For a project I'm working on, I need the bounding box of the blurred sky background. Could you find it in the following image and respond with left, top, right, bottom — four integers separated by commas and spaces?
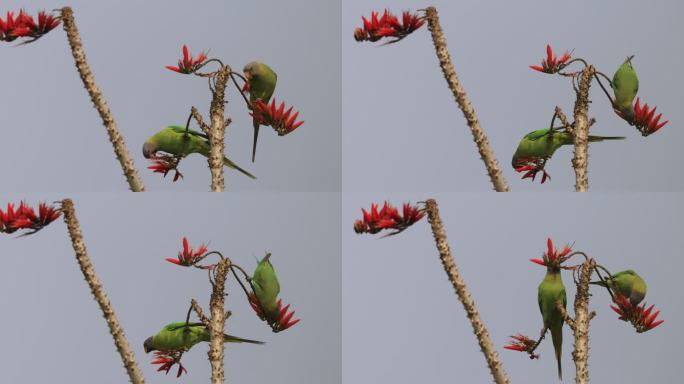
344, 193, 682, 383
0, 0, 340, 191
343, 0, 683, 191
0, 193, 340, 383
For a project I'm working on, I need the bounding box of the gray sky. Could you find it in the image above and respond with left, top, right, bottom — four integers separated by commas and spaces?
344, 193, 682, 383
0, 0, 340, 191
343, 0, 683, 191
0, 193, 340, 383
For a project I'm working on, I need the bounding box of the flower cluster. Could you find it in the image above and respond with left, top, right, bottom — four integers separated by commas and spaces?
530, 238, 574, 269
251, 98, 304, 136
0, 10, 60, 43
165, 45, 207, 74
615, 97, 668, 137
610, 294, 664, 333
166, 237, 209, 267
354, 201, 425, 236
514, 157, 551, 184
0, 202, 61, 235
530, 44, 572, 74
504, 334, 539, 359
151, 350, 187, 378
354, 9, 425, 44
248, 294, 300, 333
148, 154, 183, 182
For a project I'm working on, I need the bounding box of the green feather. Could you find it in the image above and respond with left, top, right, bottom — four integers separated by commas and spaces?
612, 56, 639, 118
252, 253, 281, 319
538, 270, 566, 380
244, 62, 277, 162
146, 322, 263, 353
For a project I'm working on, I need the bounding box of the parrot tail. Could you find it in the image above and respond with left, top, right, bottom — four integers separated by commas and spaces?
588, 135, 626, 142
551, 325, 563, 380
223, 334, 264, 345
223, 157, 257, 179
252, 120, 260, 163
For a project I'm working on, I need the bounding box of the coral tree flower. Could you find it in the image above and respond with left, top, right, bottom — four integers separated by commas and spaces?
0, 201, 61, 235
251, 98, 304, 135
165, 45, 207, 74
616, 97, 669, 137
148, 154, 183, 182
354, 9, 425, 44
248, 294, 301, 333
530, 44, 571, 74
354, 201, 425, 236
166, 237, 208, 267
529, 238, 573, 269
0, 10, 60, 43
504, 334, 539, 359
610, 293, 664, 333
151, 351, 187, 378
514, 161, 551, 184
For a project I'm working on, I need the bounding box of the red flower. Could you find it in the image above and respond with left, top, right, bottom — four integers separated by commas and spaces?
165, 45, 207, 74
251, 98, 304, 135
0, 201, 61, 235
530, 44, 571, 74
354, 201, 425, 236
616, 97, 669, 137
504, 334, 539, 359
0, 10, 60, 43
610, 293, 664, 333
514, 161, 551, 184
151, 351, 187, 378
166, 237, 209, 267
148, 154, 183, 182
354, 9, 425, 44
248, 293, 301, 333
530, 238, 573, 269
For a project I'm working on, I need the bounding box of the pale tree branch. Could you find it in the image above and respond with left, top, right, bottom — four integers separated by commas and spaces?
571, 258, 596, 384
60, 7, 145, 192
571, 67, 594, 192
61, 199, 145, 384
424, 199, 510, 384
425, 7, 509, 192
208, 259, 230, 383
207, 67, 231, 192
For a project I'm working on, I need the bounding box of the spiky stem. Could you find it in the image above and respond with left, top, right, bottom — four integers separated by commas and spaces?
424, 7, 509, 192
571, 67, 594, 192
208, 259, 230, 383
208, 67, 231, 192
60, 7, 145, 192
424, 199, 510, 384
61, 199, 145, 384
571, 258, 595, 384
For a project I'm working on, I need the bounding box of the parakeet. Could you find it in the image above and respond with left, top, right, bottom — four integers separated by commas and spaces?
512, 128, 625, 168
243, 62, 277, 162
538, 268, 567, 380
142, 125, 255, 179
143, 322, 263, 353
612, 56, 639, 120
252, 253, 281, 320
590, 269, 646, 307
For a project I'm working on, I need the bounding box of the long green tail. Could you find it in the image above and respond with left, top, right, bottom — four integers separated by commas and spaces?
223, 333, 264, 344
551, 325, 563, 380
588, 135, 626, 142
223, 157, 256, 179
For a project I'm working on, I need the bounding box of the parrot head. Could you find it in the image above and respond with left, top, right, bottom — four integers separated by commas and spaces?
143, 336, 155, 353
243, 61, 259, 83
142, 141, 157, 159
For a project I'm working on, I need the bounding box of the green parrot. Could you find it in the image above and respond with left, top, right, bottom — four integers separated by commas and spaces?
512, 128, 625, 168
243, 62, 277, 162
612, 56, 639, 120
252, 253, 281, 320
143, 322, 263, 353
538, 267, 567, 380
142, 125, 256, 179
590, 269, 646, 307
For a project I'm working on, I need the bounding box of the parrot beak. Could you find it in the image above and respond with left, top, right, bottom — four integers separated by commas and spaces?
143, 337, 154, 354
142, 142, 156, 159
